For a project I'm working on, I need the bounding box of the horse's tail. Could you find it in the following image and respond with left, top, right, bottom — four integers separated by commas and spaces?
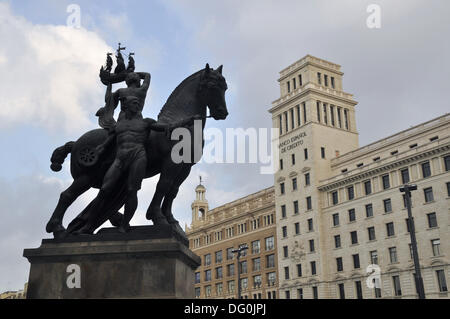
50, 141, 75, 172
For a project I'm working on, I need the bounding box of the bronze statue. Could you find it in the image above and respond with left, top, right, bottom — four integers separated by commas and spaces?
45, 46, 228, 238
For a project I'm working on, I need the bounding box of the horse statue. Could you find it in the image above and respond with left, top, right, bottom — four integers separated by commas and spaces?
46, 63, 228, 238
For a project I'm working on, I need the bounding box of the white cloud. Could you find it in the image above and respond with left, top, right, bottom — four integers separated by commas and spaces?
0, 3, 112, 134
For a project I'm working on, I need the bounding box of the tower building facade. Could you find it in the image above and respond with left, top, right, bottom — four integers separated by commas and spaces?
270, 55, 450, 299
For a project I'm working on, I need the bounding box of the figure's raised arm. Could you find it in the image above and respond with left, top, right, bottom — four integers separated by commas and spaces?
138, 72, 151, 92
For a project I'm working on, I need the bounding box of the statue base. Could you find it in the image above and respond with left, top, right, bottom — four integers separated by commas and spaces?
23, 224, 200, 299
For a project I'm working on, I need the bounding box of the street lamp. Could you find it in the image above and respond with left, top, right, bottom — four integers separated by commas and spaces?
232, 245, 248, 299
400, 184, 426, 299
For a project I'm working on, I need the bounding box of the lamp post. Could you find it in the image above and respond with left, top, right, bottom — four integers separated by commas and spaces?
232, 245, 248, 299
400, 184, 426, 299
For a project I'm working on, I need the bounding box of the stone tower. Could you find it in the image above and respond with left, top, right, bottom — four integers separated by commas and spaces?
191, 177, 209, 227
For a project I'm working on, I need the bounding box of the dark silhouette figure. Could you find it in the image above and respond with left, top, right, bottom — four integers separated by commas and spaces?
46, 64, 228, 238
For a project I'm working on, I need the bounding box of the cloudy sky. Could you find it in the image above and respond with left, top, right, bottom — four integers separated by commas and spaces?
0, 0, 449, 292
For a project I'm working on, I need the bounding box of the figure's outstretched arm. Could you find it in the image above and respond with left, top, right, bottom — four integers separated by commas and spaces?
144, 118, 168, 132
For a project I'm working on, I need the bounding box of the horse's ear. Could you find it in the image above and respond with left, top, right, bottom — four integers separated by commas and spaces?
217, 65, 223, 74
205, 63, 211, 75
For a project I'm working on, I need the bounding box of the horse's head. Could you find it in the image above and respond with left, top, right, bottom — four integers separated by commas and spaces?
199, 63, 229, 120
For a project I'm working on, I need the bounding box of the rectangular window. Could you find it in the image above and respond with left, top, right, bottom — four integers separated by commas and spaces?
323, 104, 328, 124
292, 178, 297, 191
347, 186, 354, 200
445, 155, 450, 171
309, 239, 315, 252
350, 231, 358, 244
365, 204, 373, 217
368, 227, 376, 241
353, 254, 360, 269
299, 74, 303, 86
334, 235, 341, 248
393, 276, 402, 296
293, 200, 299, 214
296, 104, 301, 127
205, 269, 211, 281
279, 159, 283, 171
306, 197, 313, 211
447, 182, 450, 197
283, 246, 288, 258
338, 283, 345, 299
297, 264, 302, 277
332, 191, 338, 205
291, 153, 296, 165
205, 254, 211, 266
427, 212, 437, 228
337, 107, 342, 128
422, 161, 431, 178
265, 236, 274, 251
321, 147, 325, 159
437, 270, 448, 292
253, 258, 261, 271
282, 226, 287, 238
401, 168, 410, 184
344, 109, 349, 130
215, 251, 222, 263
295, 222, 300, 235
251, 240, 260, 254
370, 250, 378, 265
424, 187, 434, 202
386, 222, 395, 237
317, 72, 321, 84
355, 281, 363, 299
284, 111, 288, 132
308, 218, 313, 231
227, 248, 233, 260
330, 105, 335, 126
332, 213, 340, 226
195, 272, 201, 284
382, 174, 390, 189
389, 247, 398, 263
331, 77, 335, 88
216, 266, 223, 279
324, 74, 328, 87
266, 254, 275, 268
312, 286, 318, 299
292, 77, 296, 90
383, 199, 392, 213
287, 81, 291, 93
284, 266, 290, 280
336, 257, 343, 272
304, 148, 308, 160
364, 180, 372, 195
432, 239, 441, 256
281, 205, 286, 218
311, 261, 317, 275
305, 173, 310, 186
290, 108, 294, 131
280, 182, 285, 195
316, 101, 321, 123
303, 102, 307, 123
348, 209, 356, 222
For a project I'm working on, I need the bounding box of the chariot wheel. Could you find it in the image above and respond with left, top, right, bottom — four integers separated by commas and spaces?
77, 146, 99, 167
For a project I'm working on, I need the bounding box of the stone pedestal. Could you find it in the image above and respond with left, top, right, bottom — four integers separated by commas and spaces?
23, 225, 200, 299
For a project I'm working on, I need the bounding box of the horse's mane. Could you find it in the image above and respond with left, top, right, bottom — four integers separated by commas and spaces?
158, 69, 204, 122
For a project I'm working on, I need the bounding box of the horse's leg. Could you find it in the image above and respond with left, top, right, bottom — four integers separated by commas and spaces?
46, 174, 92, 234
146, 163, 182, 225
161, 165, 192, 224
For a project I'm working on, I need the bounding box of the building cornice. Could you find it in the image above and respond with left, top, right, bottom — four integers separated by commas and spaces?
318, 143, 450, 191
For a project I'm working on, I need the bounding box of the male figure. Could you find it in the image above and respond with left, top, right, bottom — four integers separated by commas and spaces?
79, 95, 196, 233
96, 72, 151, 128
